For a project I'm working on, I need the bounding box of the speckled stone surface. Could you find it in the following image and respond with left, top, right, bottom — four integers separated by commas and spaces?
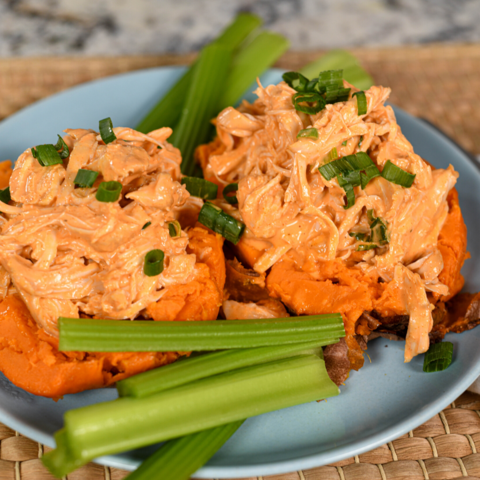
1, 0, 480, 56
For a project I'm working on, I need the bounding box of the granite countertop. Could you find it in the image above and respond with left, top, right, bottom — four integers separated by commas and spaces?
1, 0, 479, 57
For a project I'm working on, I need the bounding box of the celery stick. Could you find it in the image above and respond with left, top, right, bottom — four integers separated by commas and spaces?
218, 31, 290, 110
117, 338, 337, 398
125, 421, 244, 480
42, 429, 85, 479
169, 44, 231, 176
58, 315, 344, 352
135, 13, 262, 133
299, 49, 374, 90
60, 355, 338, 465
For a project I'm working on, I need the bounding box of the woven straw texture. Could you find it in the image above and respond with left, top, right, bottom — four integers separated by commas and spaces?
0, 44, 479, 479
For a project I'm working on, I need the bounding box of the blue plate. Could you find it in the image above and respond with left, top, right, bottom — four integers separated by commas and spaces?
0, 67, 479, 479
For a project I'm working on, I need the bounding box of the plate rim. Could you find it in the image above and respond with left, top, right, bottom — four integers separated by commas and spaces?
0, 65, 479, 478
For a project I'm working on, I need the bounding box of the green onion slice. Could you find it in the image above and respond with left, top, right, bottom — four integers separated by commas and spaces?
181, 177, 218, 200
144, 249, 165, 277
349, 231, 367, 241
74, 169, 99, 188
54, 135, 70, 159
223, 183, 239, 204
353, 91, 367, 115
356, 243, 378, 251
198, 202, 245, 244
324, 86, 351, 104
142, 222, 152, 230
360, 164, 381, 189
336, 177, 356, 209
95, 181, 122, 203
381, 160, 416, 188
31, 144, 63, 167
326, 147, 338, 162
168, 220, 181, 237
282, 71, 310, 92
342, 140, 348, 146
99, 117, 117, 144
0, 187, 11, 205
292, 92, 326, 115
423, 342, 453, 372
358, 136, 363, 147
316, 70, 344, 91
297, 128, 319, 140
338, 170, 361, 188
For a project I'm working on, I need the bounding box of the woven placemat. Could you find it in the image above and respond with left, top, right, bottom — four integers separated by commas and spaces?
1, 44, 480, 479
2, 392, 480, 480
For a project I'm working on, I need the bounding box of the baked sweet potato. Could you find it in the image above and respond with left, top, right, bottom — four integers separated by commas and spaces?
0, 225, 225, 398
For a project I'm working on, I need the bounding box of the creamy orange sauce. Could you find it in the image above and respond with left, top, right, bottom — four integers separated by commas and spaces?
205, 79, 459, 361
0, 127, 199, 337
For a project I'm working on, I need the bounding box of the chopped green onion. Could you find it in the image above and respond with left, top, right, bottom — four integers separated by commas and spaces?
198, 202, 245, 244
423, 342, 453, 372
319, 157, 355, 180
168, 220, 181, 237
338, 170, 361, 188
142, 221, 151, 230
338, 178, 355, 209
324, 86, 351, 104
135, 14, 262, 134
223, 183, 239, 204
292, 92, 326, 115
371, 222, 388, 246
353, 91, 367, 115
299, 50, 374, 91
219, 31, 289, 109
367, 209, 376, 224
170, 45, 231, 176
297, 128, 319, 140
46, 355, 338, 471
326, 147, 338, 162
381, 160, 416, 188
73, 169, 98, 188
316, 70, 344, 91
123, 421, 245, 480
144, 249, 165, 277
181, 177, 218, 200
356, 243, 377, 251
358, 136, 363, 147
347, 152, 374, 170
54, 135, 70, 159
95, 181, 122, 203
31, 144, 63, 167
58, 315, 345, 352
342, 140, 347, 146
282, 71, 311, 92
360, 164, 381, 189
0, 187, 10, 204
349, 231, 367, 241
99, 117, 117, 144
117, 339, 339, 398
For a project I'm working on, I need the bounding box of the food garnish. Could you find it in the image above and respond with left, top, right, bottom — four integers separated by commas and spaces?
381, 159, 416, 187
181, 176, 218, 199
95, 180, 122, 202
31, 143, 64, 166
222, 182, 239, 204
98, 117, 117, 144
143, 249, 165, 277
73, 168, 98, 188
198, 202, 245, 244
423, 342, 454, 372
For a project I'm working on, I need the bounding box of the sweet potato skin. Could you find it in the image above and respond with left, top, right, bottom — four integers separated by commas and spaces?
0, 226, 225, 398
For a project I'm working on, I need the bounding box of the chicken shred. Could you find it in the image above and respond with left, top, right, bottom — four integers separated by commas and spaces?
0, 127, 201, 337
202, 79, 460, 362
